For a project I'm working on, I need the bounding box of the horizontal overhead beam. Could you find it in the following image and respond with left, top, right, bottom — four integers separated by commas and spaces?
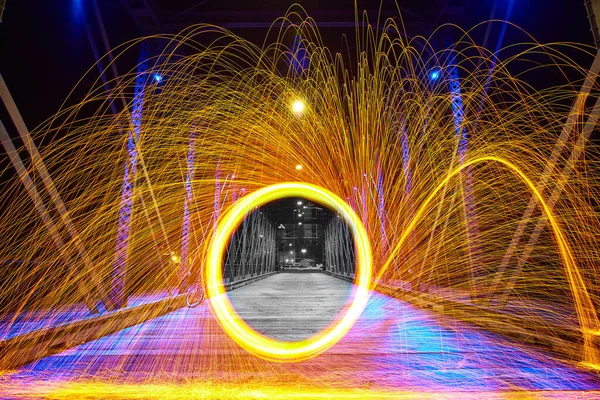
119, 0, 159, 27
140, 9, 447, 32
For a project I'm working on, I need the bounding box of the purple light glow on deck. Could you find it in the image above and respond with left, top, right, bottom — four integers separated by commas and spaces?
2, 275, 599, 397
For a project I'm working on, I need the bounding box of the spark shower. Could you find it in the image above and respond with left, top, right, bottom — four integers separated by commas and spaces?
1, 4, 600, 397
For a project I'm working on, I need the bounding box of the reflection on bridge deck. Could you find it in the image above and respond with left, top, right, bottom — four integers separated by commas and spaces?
1, 273, 599, 399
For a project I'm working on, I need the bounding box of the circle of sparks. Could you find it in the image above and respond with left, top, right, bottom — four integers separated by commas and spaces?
204, 182, 373, 362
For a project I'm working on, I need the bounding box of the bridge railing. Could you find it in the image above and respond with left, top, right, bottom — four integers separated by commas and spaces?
319, 264, 598, 368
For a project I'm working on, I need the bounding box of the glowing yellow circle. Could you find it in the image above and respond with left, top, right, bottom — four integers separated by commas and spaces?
205, 182, 372, 362
291, 99, 305, 114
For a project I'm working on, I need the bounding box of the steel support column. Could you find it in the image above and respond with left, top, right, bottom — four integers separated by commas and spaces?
448, 62, 481, 299
110, 39, 150, 309
178, 129, 197, 293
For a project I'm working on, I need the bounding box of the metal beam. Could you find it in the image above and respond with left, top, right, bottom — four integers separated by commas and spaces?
0, 75, 104, 313
0, 0, 6, 24
488, 50, 600, 303
0, 120, 99, 313
140, 10, 439, 33
119, 0, 158, 27
585, 0, 600, 48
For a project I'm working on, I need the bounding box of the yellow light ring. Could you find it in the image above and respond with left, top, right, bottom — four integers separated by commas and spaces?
204, 182, 372, 362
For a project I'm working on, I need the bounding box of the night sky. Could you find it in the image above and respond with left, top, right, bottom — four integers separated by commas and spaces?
0, 0, 595, 131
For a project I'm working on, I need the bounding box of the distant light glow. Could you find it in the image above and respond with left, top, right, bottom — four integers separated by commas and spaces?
295, 164, 303, 170
154, 74, 163, 82
71, 0, 84, 20
430, 70, 440, 80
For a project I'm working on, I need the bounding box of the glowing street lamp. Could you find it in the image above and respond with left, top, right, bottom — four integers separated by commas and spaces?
291, 99, 305, 115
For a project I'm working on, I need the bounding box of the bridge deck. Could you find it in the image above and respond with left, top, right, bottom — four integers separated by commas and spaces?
1, 272, 599, 399
0, 291, 173, 340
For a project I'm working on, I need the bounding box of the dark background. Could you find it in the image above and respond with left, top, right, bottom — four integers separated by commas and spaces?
0, 0, 595, 130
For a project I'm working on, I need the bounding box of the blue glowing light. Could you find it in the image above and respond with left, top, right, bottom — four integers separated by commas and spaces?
430, 70, 440, 80
289, 35, 309, 75
72, 0, 83, 14
154, 74, 163, 82
70, 0, 85, 24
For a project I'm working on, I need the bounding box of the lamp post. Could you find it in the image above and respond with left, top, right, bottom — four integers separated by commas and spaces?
301, 248, 307, 267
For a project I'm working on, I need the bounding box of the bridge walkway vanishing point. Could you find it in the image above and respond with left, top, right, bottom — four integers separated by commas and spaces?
1, 272, 600, 399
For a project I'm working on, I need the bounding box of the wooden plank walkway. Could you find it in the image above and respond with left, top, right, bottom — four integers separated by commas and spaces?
1, 272, 600, 399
